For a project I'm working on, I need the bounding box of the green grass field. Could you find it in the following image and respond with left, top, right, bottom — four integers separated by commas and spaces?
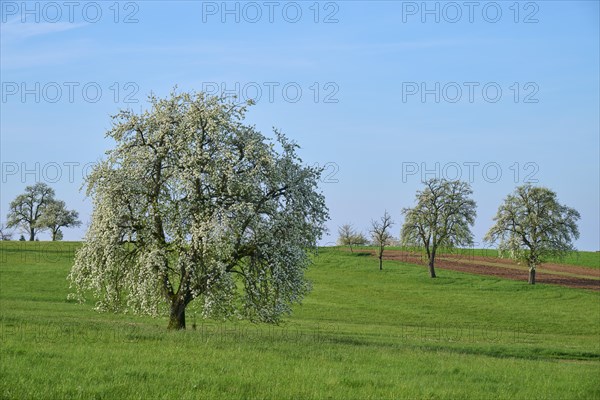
1, 242, 599, 399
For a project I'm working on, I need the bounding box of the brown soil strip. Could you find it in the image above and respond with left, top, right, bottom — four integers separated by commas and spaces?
359, 250, 600, 291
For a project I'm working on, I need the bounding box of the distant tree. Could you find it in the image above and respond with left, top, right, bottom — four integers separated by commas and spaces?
68, 91, 328, 330
387, 236, 401, 247
0, 223, 13, 241
370, 211, 394, 270
352, 232, 369, 247
337, 224, 369, 252
484, 185, 580, 284
338, 224, 356, 252
7, 183, 55, 241
37, 200, 81, 241
18, 235, 25, 241
401, 179, 477, 278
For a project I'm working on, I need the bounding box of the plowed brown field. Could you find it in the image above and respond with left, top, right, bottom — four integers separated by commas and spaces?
362, 249, 600, 290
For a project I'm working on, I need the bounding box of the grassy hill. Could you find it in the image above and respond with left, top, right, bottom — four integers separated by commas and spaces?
1, 242, 598, 399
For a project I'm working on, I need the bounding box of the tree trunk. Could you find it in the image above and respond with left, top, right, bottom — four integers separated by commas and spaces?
428, 248, 437, 278
379, 256, 383, 271
29, 228, 35, 241
528, 267, 536, 285
428, 259, 437, 278
51, 230, 57, 241
167, 300, 186, 330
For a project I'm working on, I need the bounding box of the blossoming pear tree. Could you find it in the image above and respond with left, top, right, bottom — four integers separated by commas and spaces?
69, 91, 328, 329
484, 185, 580, 284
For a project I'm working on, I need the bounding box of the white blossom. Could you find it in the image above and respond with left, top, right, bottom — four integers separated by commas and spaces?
68, 90, 328, 329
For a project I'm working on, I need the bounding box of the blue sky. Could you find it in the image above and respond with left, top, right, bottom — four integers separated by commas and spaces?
1, 1, 599, 250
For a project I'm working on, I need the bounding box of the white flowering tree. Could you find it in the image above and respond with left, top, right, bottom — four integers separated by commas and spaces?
484, 185, 580, 284
69, 91, 328, 329
37, 200, 81, 241
401, 179, 477, 278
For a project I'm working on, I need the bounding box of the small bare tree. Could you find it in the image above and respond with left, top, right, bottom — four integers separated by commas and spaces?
370, 211, 394, 270
0, 223, 13, 241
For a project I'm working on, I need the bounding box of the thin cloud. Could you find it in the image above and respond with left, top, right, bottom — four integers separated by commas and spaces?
0, 19, 89, 69
0, 18, 86, 41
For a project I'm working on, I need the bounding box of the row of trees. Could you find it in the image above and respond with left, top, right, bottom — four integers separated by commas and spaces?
338, 179, 580, 285
4, 183, 81, 241
60, 91, 582, 330
338, 213, 397, 271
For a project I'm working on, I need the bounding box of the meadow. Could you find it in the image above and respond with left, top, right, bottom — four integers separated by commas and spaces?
0, 242, 598, 399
